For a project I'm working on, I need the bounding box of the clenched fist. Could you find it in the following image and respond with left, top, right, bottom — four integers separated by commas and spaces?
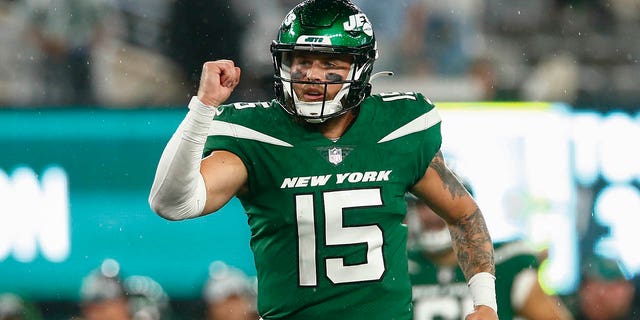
197, 60, 241, 107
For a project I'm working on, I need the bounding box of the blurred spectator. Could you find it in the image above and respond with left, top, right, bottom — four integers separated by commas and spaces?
466, 56, 498, 100
351, 0, 413, 73
520, 52, 580, 103
79, 259, 130, 320
167, 0, 246, 97
0, 0, 39, 106
23, 0, 110, 106
233, 0, 297, 101
124, 276, 172, 320
609, 0, 640, 22
552, 0, 615, 31
0, 293, 41, 320
203, 261, 258, 320
572, 255, 637, 320
398, 0, 485, 77
87, 0, 187, 107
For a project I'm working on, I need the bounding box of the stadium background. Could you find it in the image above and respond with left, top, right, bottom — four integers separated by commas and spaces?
0, 0, 638, 318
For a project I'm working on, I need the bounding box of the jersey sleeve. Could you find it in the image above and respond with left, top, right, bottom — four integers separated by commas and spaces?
202, 103, 252, 170
415, 93, 442, 182
494, 241, 541, 313
367, 91, 443, 187
495, 241, 540, 271
379, 92, 441, 186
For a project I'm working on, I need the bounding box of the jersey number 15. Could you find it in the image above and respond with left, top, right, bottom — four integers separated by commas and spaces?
295, 188, 386, 286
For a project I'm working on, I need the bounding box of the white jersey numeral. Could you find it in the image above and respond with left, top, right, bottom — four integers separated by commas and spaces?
295, 189, 385, 286
380, 92, 417, 102
413, 295, 473, 320
232, 102, 270, 109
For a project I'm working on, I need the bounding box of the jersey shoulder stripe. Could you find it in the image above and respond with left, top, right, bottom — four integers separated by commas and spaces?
364, 92, 440, 142
377, 108, 441, 143
208, 120, 293, 147
207, 100, 294, 147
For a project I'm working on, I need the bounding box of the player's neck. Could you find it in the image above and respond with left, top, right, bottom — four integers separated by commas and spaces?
318, 110, 357, 140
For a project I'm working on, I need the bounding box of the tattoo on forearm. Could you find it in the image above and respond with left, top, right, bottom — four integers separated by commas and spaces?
449, 207, 495, 279
429, 151, 468, 200
428, 151, 494, 277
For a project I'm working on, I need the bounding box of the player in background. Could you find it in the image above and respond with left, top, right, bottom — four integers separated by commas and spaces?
124, 275, 173, 320
78, 268, 130, 320
563, 254, 637, 320
149, 0, 497, 319
203, 261, 259, 320
407, 176, 573, 320
0, 293, 42, 320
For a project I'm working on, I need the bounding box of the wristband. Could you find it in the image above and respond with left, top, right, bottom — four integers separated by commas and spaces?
468, 272, 498, 313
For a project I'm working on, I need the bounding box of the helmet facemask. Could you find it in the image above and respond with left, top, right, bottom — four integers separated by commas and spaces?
273, 47, 373, 123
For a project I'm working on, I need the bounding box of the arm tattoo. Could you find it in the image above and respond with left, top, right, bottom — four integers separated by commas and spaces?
429, 150, 495, 278
429, 151, 468, 200
449, 207, 496, 279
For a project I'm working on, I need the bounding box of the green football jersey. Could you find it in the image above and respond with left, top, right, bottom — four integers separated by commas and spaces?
203, 92, 442, 320
408, 240, 540, 320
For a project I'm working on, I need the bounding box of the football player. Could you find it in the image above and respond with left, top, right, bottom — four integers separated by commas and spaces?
203, 261, 258, 320
124, 275, 172, 320
407, 178, 573, 319
0, 293, 41, 320
79, 269, 130, 320
149, 0, 497, 319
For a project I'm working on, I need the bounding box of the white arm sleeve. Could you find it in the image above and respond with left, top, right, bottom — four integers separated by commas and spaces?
148, 96, 215, 220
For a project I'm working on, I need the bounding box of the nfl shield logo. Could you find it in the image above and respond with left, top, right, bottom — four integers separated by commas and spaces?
328, 147, 343, 165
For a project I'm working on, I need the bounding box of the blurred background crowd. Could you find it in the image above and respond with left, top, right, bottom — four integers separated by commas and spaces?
0, 259, 259, 320
1, 0, 639, 319
0, 0, 638, 110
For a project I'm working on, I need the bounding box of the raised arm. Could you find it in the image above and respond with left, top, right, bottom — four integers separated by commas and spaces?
411, 150, 497, 319
148, 60, 247, 220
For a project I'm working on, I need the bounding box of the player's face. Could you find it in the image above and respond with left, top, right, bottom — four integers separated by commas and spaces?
207, 295, 257, 320
290, 52, 353, 102
579, 279, 634, 319
82, 298, 131, 320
